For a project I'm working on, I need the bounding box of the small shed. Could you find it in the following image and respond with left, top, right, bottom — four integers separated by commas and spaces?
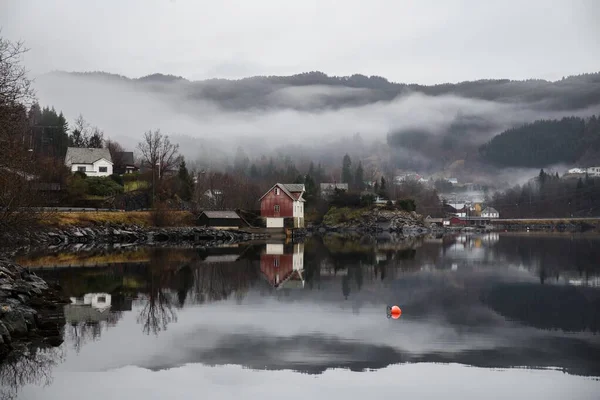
198, 211, 243, 229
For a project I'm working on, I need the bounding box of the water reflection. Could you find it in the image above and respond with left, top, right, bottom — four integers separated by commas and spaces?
5, 233, 600, 397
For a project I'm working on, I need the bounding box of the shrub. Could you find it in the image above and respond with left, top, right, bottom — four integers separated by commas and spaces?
397, 198, 417, 212
122, 172, 141, 183
86, 177, 124, 197
74, 171, 87, 179
360, 194, 376, 207
109, 174, 124, 186
67, 175, 88, 200
330, 191, 362, 208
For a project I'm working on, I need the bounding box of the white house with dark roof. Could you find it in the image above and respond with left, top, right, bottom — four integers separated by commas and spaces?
65, 147, 113, 177
481, 207, 500, 219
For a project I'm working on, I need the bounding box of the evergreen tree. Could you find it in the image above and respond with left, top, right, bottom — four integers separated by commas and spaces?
304, 174, 317, 204
354, 161, 364, 191
342, 154, 353, 184
315, 163, 326, 184
378, 176, 387, 197
308, 162, 315, 178
249, 164, 260, 180
233, 146, 250, 175
88, 128, 104, 148
285, 163, 299, 182
538, 169, 547, 186
177, 159, 194, 201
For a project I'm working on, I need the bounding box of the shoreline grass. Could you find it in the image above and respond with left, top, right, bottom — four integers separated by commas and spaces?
42, 210, 196, 228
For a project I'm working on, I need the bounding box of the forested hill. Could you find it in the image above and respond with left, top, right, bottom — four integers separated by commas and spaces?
479, 116, 600, 168
41, 70, 600, 112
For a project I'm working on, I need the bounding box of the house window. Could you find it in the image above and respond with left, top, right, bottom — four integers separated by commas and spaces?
275, 188, 280, 195
274, 205, 280, 213
77, 166, 86, 172
97, 296, 106, 303
99, 167, 108, 173
274, 258, 279, 267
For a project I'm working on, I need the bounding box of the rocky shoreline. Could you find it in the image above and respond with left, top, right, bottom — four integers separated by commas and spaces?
312, 208, 432, 235
0, 258, 70, 360
5, 225, 270, 248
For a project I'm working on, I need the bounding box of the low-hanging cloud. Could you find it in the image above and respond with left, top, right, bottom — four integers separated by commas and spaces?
33, 72, 600, 173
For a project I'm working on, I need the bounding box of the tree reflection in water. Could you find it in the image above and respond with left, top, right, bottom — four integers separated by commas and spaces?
66, 311, 123, 353
137, 250, 181, 335
0, 344, 64, 400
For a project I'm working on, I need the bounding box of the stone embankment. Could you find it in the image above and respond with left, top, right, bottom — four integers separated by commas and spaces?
312, 208, 430, 235
7, 225, 270, 247
0, 258, 69, 358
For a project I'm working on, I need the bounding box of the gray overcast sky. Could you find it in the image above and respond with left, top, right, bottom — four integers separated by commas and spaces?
1, 0, 599, 84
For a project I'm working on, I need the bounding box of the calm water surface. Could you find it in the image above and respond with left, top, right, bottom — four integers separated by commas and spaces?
3, 233, 600, 400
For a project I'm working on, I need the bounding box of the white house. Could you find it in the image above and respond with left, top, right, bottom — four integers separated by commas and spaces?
587, 166, 600, 177
481, 207, 500, 219
320, 182, 348, 198
65, 147, 113, 177
69, 293, 112, 312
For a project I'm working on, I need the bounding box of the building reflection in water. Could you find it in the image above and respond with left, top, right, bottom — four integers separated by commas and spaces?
260, 243, 305, 289
65, 292, 129, 352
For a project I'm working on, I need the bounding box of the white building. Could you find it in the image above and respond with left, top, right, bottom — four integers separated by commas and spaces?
65, 147, 113, 177
587, 166, 600, 177
481, 207, 500, 218
70, 293, 112, 312
320, 182, 349, 198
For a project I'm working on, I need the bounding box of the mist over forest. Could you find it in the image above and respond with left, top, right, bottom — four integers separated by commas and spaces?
33, 70, 600, 185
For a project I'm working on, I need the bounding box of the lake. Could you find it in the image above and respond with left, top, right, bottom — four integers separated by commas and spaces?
3, 233, 600, 400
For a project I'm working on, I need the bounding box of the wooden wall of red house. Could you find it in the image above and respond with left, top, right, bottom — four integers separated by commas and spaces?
260, 188, 294, 217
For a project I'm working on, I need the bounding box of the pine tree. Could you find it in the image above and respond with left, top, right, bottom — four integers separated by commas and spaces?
354, 161, 364, 191
177, 159, 194, 201
342, 154, 353, 184
378, 176, 387, 197
249, 164, 260, 180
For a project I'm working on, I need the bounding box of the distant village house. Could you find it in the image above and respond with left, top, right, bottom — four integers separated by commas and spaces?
481, 207, 500, 219
320, 182, 349, 199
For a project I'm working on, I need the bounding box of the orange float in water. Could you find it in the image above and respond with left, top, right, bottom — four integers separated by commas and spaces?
390, 305, 402, 319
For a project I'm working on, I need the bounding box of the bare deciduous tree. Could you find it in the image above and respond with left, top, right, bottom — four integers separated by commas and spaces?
137, 129, 181, 180
0, 34, 54, 235
0, 33, 33, 108
68, 114, 104, 148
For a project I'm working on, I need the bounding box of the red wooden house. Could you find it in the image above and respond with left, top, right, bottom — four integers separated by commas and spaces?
260, 243, 305, 289
259, 183, 306, 228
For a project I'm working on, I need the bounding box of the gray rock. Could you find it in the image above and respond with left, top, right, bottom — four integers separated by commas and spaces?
0, 320, 10, 343
2, 308, 28, 337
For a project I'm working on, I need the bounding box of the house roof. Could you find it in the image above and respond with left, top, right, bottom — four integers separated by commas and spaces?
282, 183, 305, 193
320, 183, 349, 190
65, 147, 113, 165
203, 254, 240, 263
259, 183, 306, 202
200, 211, 241, 219
482, 207, 499, 214
117, 151, 135, 165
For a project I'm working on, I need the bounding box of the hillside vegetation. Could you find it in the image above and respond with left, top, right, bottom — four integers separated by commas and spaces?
479, 116, 600, 167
